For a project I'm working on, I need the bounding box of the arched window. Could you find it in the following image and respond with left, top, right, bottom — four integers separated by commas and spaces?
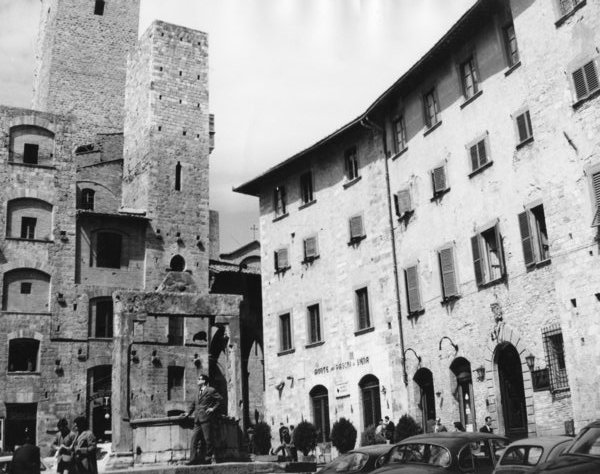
8, 338, 40, 372
9, 125, 55, 166
80, 189, 95, 211
2, 268, 50, 312
310, 385, 330, 443
414, 368, 436, 433
6, 198, 53, 241
450, 358, 475, 431
89, 297, 113, 338
359, 374, 381, 430
92, 231, 122, 268
170, 254, 185, 271
175, 162, 182, 191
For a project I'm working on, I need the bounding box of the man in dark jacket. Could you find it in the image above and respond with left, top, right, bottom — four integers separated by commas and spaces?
479, 416, 494, 433
185, 374, 223, 465
9, 432, 40, 474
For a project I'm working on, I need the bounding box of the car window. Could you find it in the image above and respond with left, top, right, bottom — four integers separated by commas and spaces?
327, 452, 368, 472
500, 446, 544, 466
489, 438, 510, 462
568, 427, 600, 456
547, 441, 570, 460
391, 443, 451, 467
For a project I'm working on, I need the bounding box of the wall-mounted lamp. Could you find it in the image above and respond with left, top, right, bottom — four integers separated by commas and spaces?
381, 385, 387, 397
474, 365, 486, 382
59, 230, 68, 242
525, 353, 535, 372
438, 336, 459, 354
403, 347, 422, 364
56, 293, 66, 305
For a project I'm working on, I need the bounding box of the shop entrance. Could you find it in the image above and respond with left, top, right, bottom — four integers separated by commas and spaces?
496, 343, 527, 439
414, 368, 436, 433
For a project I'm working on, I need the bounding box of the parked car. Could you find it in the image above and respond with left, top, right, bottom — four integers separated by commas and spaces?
317, 444, 395, 474
0, 454, 51, 473
371, 432, 509, 474
492, 436, 572, 473
532, 420, 600, 473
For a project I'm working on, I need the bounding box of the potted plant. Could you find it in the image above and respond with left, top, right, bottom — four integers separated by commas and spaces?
360, 423, 386, 446
292, 421, 317, 461
330, 417, 357, 454
394, 414, 422, 442
252, 421, 272, 456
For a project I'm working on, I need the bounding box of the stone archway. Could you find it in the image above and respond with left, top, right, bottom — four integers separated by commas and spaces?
413, 368, 436, 433
495, 342, 527, 440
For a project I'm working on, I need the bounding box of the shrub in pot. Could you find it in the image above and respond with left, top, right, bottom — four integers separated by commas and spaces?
330, 417, 357, 454
252, 421, 272, 455
361, 423, 386, 446
292, 421, 318, 457
394, 414, 422, 442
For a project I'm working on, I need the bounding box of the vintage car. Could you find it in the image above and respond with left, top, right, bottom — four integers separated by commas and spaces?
317, 444, 395, 474
532, 420, 600, 473
492, 436, 572, 473
371, 432, 509, 473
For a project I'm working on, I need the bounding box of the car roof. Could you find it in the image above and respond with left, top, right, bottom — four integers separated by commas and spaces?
350, 444, 393, 455
398, 432, 508, 448
504, 436, 573, 449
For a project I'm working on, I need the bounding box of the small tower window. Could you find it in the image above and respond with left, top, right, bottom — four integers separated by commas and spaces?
80, 189, 95, 211
175, 162, 182, 191
170, 255, 185, 271
23, 144, 39, 164
94, 0, 105, 15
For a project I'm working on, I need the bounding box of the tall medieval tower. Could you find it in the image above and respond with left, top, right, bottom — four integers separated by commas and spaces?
123, 21, 211, 292
32, 0, 140, 134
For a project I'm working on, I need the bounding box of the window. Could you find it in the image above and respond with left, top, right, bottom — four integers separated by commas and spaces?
519, 204, 550, 266
168, 366, 185, 401
542, 325, 569, 392
274, 185, 287, 217
393, 115, 407, 153
303, 236, 318, 262
471, 223, 506, 286
572, 60, 599, 102
8, 338, 39, 372
591, 171, 600, 226
468, 137, 489, 173
359, 375, 381, 429
20, 217, 37, 240
274, 248, 289, 273
307, 304, 322, 344
438, 247, 459, 301
431, 164, 449, 197
23, 144, 39, 164
404, 265, 423, 315
558, 0, 584, 17
514, 110, 533, 146
503, 23, 520, 67
9, 125, 55, 166
168, 316, 184, 345
460, 57, 480, 99
20, 282, 32, 294
2, 269, 50, 312
349, 215, 365, 243
94, 0, 105, 15
355, 287, 371, 330
89, 365, 111, 393
394, 189, 413, 218
90, 298, 113, 338
80, 189, 95, 211
95, 232, 122, 268
310, 385, 330, 442
279, 313, 293, 352
300, 171, 314, 204
345, 146, 359, 181
423, 88, 440, 128
175, 162, 182, 191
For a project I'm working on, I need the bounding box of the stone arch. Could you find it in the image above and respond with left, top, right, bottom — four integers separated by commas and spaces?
9, 124, 55, 165
413, 367, 436, 432
358, 374, 381, 430
8, 115, 58, 133
5, 188, 55, 205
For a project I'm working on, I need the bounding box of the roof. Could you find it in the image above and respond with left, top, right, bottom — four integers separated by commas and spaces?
234, 0, 489, 197
219, 240, 260, 260
505, 436, 573, 448
399, 432, 508, 449
350, 444, 394, 455
76, 210, 150, 221
209, 260, 260, 275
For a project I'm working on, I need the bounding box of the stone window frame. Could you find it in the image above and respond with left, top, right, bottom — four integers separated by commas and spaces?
501, 22, 520, 70
7, 336, 41, 374
354, 285, 373, 334
1, 268, 52, 313
5, 197, 54, 242
512, 106, 534, 149
278, 310, 294, 355
554, 0, 586, 27
569, 55, 600, 108
518, 200, 551, 269
471, 219, 507, 288
466, 131, 493, 177
8, 124, 56, 168
437, 243, 460, 303
299, 170, 315, 206
88, 297, 114, 339
302, 234, 319, 263
90, 228, 127, 270
167, 365, 185, 401
404, 261, 424, 317
348, 213, 366, 245
305, 300, 324, 347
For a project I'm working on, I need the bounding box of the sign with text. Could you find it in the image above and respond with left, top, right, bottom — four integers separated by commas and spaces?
314, 356, 370, 376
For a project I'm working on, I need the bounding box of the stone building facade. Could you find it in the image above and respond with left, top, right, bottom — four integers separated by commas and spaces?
0, 0, 262, 460
236, 0, 600, 445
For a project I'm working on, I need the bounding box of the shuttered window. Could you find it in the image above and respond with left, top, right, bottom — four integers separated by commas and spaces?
438, 247, 459, 301
279, 313, 293, 352
404, 265, 423, 315
355, 287, 371, 330
345, 147, 359, 180
307, 304, 322, 344
274, 185, 287, 216
394, 189, 413, 218
274, 248, 289, 272
515, 110, 533, 144
591, 171, 600, 226
503, 23, 519, 67
393, 115, 407, 153
303, 236, 318, 261
349, 215, 365, 242
423, 89, 440, 128
471, 224, 506, 286
461, 57, 479, 99
469, 139, 488, 172
518, 204, 550, 266
542, 325, 569, 392
431, 165, 448, 197
572, 60, 599, 101
300, 171, 314, 204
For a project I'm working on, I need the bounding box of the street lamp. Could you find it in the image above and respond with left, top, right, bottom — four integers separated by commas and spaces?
525, 353, 535, 372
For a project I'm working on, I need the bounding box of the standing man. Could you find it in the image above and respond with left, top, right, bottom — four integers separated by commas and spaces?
52, 418, 76, 474
186, 374, 223, 465
384, 416, 395, 443
8, 430, 40, 474
479, 416, 494, 433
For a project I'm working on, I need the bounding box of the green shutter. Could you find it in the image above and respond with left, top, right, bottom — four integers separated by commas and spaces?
439, 247, 458, 298
518, 211, 536, 266
405, 265, 422, 313
471, 236, 485, 286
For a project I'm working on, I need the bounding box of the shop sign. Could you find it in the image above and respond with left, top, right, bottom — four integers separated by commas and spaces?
314, 356, 370, 376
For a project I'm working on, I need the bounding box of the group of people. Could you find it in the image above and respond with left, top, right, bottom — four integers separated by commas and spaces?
432, 415, 494, 434
9, 416, 97, 474
375, 416, 396, 442
270, 424, 298, 461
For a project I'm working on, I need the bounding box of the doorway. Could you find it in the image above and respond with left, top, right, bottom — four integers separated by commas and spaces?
5, 403, 37, 451
414, 368, 436, 433
496, 343, 527, 439
450, 357, 475, 432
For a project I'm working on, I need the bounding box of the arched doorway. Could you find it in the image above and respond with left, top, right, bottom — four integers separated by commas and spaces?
496, 343, 527, 439
310, 385, 330, 442
359, 374, 381, 429
450, 358, 475, 431
414, 368, 436, 433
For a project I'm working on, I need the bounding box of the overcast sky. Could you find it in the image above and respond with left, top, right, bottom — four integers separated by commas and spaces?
0, 0, 475, 252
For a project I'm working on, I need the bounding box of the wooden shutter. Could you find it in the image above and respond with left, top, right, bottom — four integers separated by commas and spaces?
584, 61, 599, 93
393, 194, 400, 217
432, 166, 447, 194
477, 140, 487, 165
471, 236, 485, 286
573, 67, 588, 99
304, 237, 317, 259
405, 265, 422, 313
470, 144, 479, 171
518, 211, 536, 266
516, 113, 528, 142
275, 248, 288, 270
396, 189, 412, 216
494, 224, 506, 276
439, 247, 458, 298
350, 215, 364, 239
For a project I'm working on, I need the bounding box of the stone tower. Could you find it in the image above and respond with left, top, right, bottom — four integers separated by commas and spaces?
32, 0, 140, 135
123, 21, 211, 292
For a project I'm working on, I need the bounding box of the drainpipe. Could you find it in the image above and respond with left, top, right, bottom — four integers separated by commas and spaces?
360, 116, 408, 386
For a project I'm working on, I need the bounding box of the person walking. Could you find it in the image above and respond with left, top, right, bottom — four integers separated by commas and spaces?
52, 418, 76, 474
479, 416, 494, 434
72, 416, 97, 474
434, 418, 448, 433
185, 373, 223, 465
384, 416, 395, 443
8, 430, 40, 474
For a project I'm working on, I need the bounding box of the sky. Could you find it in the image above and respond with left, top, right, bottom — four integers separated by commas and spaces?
0, 0, 475, 252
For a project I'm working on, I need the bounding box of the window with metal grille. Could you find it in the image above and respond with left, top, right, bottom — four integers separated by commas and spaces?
168, 366, 184, 401
303, 236, 318, 262
404, 265, 423, 315
469, 139, 488, 172
394, 189, 413, 218
273, 185, 287, 217
345, 146, 359, 181
514, 110, 533, 146
80, 189, 95, 210
300, 171, 314, 204
572, 60, 599, 102
348, 215, 365, 243
423, 88, 440, 128
542, 325, 569, 392
460, 57, 479, 99
168, 316, 184, 345
393, 115, 407, 153
274, 248, 289, 272
23, 143, 39, 164
307, 304, 322, 344
94, 0, 105, 15
355, 287, 371, 330
472, 223, 506, 286
503, 23, 519, 67
20, 217, 36, 240
431, 164, 449, 197
519, 204, 550, 267
279, 313, 293, 352
438, 246, 459, 301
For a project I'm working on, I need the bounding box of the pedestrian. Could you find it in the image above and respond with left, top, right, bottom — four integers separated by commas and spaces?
479, 416, 494, 434
453, 421, 466, 432
8, 429, 40, 474
52, 418, 76, 474
185, 373, 223, 465
375, 419, 384, 437
72, 416, 97, 474
384, 416, 395, 443
434, 418, 447, 433
289, 424, 298, 462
